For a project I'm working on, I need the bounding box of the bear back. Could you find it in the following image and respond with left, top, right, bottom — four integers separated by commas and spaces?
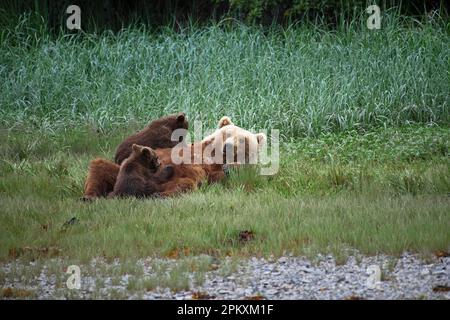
114, 112, 188, 165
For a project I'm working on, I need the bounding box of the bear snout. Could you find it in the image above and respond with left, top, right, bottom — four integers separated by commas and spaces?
223, 142, 237, 163
223, 142, 234, 154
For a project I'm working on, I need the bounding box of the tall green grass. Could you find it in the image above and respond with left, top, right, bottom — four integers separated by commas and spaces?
1, 13, 449, 136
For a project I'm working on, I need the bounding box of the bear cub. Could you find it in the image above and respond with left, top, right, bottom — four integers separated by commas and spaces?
111, 144, 174, 198
114, 112, 188, 165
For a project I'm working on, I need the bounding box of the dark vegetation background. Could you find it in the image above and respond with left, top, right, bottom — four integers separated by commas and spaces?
1, 0, 449, 31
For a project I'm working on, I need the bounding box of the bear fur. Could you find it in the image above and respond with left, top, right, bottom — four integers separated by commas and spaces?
110, 144, 175, 198
114, 112, 188, 165
82, 115, 267, 200
83, 158, 120, 201
202, 116, 267, 165
83, 141, 225, 200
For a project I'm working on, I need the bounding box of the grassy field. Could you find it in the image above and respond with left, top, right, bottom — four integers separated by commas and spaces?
0, 125, 449, 264
0, 13, 449, 267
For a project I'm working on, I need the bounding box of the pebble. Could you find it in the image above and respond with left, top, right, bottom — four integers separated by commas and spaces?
420, 268, 430, 276
1, 252, 449, 300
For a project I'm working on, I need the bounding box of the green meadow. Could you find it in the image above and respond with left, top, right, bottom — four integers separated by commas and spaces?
0, 13, 449, 265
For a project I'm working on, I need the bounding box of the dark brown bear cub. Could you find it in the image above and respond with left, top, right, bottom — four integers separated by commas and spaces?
114, 112, 188, 165
111, 144, 174, 198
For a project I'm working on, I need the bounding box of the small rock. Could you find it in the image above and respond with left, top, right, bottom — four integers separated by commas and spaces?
420, 268, 430, 276
265, 289, 278, 295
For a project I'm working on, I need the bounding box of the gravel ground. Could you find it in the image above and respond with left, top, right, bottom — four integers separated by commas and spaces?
1, 252, 449, 300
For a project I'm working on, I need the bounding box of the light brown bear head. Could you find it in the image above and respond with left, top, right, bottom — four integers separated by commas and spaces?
129, 144, 161, 173
203, 116, 267, 165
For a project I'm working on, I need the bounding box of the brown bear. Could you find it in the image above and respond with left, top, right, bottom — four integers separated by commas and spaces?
202, 116, 267, 165
155, 139, 226, 197
114, 112, 188, 165
83, 158, 119, 201
83, 141, 225, 200
110, 144, 175, 198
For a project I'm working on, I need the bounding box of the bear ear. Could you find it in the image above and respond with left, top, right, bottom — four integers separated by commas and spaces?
177, 112, 186, 122
203, 137, 214, 147
256, 133, 267, 146
132, 144, 141, 153
141, 147, 154, 158
218, 116, 233, 128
